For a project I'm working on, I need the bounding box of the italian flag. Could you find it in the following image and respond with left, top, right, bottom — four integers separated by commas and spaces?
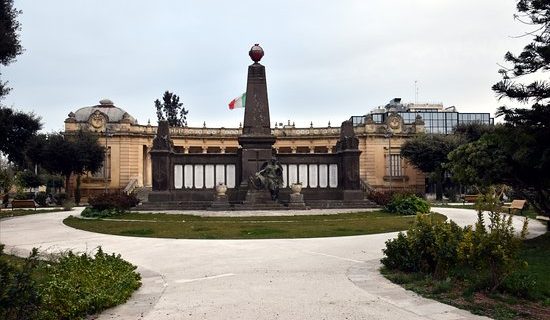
228, 93, 246, 110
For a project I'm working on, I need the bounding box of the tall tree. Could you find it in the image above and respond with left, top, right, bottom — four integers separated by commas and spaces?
449, 0, 550, 223
400, 123, 493, 200
39, 131, 105, 202
400, 134, 461, 200
0, 0, 23, 99
0, 107, 42, 167
155, 91, 188, 127
492, 0, 550, 221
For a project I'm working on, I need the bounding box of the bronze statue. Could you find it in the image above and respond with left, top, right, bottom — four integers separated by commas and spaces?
249, 158, 284, 200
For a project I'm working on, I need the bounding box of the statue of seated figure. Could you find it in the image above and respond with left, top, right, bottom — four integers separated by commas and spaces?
249, 158, 284, 201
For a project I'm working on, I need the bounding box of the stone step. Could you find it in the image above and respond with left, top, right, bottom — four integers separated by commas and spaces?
305, 200, 378, 209
134, 201, 211, 211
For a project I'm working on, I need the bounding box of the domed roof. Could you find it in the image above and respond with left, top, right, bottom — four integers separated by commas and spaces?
71, 99, 137, 124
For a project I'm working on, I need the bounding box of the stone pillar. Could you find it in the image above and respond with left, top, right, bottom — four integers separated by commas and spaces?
336, 120, 363, 200
150, 121, 173, 191
237, 44, 276, 188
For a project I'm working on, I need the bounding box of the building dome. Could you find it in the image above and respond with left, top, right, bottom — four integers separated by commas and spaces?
70, 99, 137, 125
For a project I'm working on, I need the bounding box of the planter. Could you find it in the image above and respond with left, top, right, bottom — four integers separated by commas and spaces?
215, 183, 227, 196
291, 183, 302, 195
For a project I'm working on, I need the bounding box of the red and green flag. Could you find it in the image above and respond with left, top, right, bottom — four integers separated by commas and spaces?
228, 93, 246, 110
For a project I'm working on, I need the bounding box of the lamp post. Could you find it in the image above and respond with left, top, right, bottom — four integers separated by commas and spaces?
385, 128, 393, 193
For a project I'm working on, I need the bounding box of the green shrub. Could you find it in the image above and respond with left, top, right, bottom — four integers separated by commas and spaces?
14, 192, 33, 200
81, 207, 119, 218
432, 278, 453, 294
54, 193, 67, 206
382, 189, 529, 294
382, 214, 466, 277
385, 194, 430, 215
381, 232, 418, 272
0, 245, 141, 320
38, 247, 141, 320
88, 192, 139, 213
34, 192, 48, 207
367, 189, 420, 206
501, 271, 537, 299
0, 245, 41, 320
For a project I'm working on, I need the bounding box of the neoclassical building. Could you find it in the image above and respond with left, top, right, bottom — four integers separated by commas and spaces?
64, 98, 493, 198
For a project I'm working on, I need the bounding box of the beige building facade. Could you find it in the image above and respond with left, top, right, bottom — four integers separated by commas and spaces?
64, 100, 426, 197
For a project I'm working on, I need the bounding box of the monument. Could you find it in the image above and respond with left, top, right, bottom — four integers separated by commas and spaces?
144, 44, 376, 210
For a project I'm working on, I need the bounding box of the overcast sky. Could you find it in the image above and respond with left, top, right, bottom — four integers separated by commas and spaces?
2, 0, 528, 132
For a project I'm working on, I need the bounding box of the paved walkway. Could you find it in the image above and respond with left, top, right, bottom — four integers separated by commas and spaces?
0, 208, 545, 320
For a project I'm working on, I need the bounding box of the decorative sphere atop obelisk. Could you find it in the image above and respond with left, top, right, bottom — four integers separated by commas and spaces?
249, 44, 264, 63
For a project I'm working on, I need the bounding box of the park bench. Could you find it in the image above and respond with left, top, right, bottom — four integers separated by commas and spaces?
11, 199, 37, 210
502, 199, 526, 215
462, 194, 480, 203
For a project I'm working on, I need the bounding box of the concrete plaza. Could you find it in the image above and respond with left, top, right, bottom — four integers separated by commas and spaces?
0, 208, 545, 320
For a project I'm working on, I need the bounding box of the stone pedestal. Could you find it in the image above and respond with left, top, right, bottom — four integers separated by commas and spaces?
288, 193, 307, 209
209, 194, 231, 210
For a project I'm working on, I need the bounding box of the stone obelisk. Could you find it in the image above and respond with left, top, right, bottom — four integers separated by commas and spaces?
237, 44, 276, 189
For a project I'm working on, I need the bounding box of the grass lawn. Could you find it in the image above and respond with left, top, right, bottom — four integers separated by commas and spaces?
63, 211, 446, 239
0, 208, 66, 219
381, 232, 550, 320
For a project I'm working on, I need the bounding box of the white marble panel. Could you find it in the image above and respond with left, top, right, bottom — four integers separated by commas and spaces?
194, 165, 204, 188
205, 165, 215, 188
226, 165, 236, 188
299, 164, 308, 186
215, 165, 225, 185
174, 165, 183, 189
329, 164, 338, 187
308, 164, 318, 188
281, 164, 288, 188
288, 165, 298, 185
184, 165, 193, 188
319, 164, 328, 188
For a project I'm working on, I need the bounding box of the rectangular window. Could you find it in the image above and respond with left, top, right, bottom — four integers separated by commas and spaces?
387, 154, 402, 176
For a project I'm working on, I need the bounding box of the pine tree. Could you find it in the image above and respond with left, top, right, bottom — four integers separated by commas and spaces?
490, 0, 550, 221
154, 91, 188, 127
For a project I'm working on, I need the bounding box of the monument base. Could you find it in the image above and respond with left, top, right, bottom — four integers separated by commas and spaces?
234, 189, 286, 210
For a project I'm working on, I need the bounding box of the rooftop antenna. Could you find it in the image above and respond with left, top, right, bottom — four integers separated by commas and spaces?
414, 80, 419, 104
